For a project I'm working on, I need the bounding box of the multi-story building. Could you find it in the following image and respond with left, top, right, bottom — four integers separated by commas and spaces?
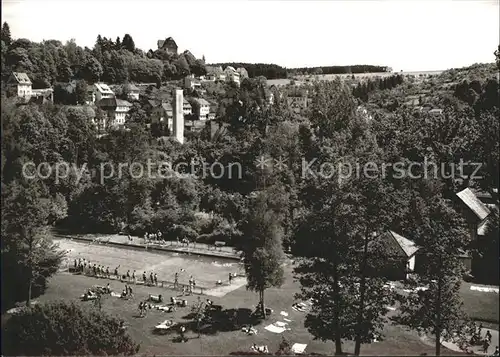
183, 99, 192, 116
123, 83, 140, 101
7, 72, 33, 98
189, 98, 211, 120
157, 37, 178, 55
152, 102, 174, 130
184, 75, 202, 90
224, 66, 240, 86
94, 83, 115, 102
97, 97, 132, 128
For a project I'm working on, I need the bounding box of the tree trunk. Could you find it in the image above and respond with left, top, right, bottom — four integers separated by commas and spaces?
354, 233, 370, 355
435, 256, 443, 356
333, 259, 343, 355
260, 289, 266, 318
27, 277, 33, 307
26, 230, 33, 307
435, 329, 441, 356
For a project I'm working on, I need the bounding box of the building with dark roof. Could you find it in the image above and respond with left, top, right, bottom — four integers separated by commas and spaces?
97, 97, 132, 128
368, 230, 420, 281
122, 83, 140, 101
157, 37, 178, 55
7, 72, 33, 98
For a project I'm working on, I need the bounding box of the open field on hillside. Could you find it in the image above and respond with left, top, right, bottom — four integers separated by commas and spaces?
267, 70, 444, 86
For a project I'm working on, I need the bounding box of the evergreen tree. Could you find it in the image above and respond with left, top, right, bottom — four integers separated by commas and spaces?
122, 34, 135, 52
1, 22, 12, 46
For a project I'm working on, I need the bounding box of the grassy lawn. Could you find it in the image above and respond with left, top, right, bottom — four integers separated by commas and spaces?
7, 240, 495, 355
26, 266, 465, 356
460, 282, 499, 329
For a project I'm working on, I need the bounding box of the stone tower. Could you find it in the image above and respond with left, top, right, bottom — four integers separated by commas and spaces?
172, 89, 184, 144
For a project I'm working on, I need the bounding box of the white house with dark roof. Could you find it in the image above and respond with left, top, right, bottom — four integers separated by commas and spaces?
97, 97, 132, 128
7, 72, 33, 98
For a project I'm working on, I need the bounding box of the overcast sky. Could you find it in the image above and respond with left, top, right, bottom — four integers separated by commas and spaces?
2, 0, 499, 71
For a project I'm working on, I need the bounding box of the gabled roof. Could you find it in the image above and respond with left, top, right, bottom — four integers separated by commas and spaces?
389, 231, 419, 258
162, 102, 173, 112
158, 37, 178, 49
116, 99, 132, 107
148, 99, 161, 108
123, 83, 139, 92
192, 98, 210, 106
94, 83, 114, 95
457, 188, 491, 221
11, 72, 32, 84
367, 230, 419, 258
183, 99, 192, 107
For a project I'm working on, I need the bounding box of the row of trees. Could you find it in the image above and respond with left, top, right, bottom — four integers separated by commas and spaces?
353, 74, 405, 102
290, 64, 390, 76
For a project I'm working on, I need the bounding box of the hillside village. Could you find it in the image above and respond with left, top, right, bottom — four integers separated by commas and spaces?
1, 18, 499, 357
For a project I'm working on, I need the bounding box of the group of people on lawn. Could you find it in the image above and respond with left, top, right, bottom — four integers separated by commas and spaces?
468, 323, 496, 354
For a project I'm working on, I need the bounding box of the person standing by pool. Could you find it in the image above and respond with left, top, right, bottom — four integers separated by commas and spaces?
188, 276, 194, 294
132, 270, 136, 284
174, 272, 179, 289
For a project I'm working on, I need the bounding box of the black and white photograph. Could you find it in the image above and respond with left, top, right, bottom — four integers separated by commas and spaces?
1, 0, 499, 355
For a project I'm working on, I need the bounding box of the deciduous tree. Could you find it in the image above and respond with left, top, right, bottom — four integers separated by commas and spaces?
237, 189, 285, 318
396, 197, 470, 356
2, 301, 140, 355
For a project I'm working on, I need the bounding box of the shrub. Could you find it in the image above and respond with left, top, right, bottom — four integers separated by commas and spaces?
2, 301, 140, 356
